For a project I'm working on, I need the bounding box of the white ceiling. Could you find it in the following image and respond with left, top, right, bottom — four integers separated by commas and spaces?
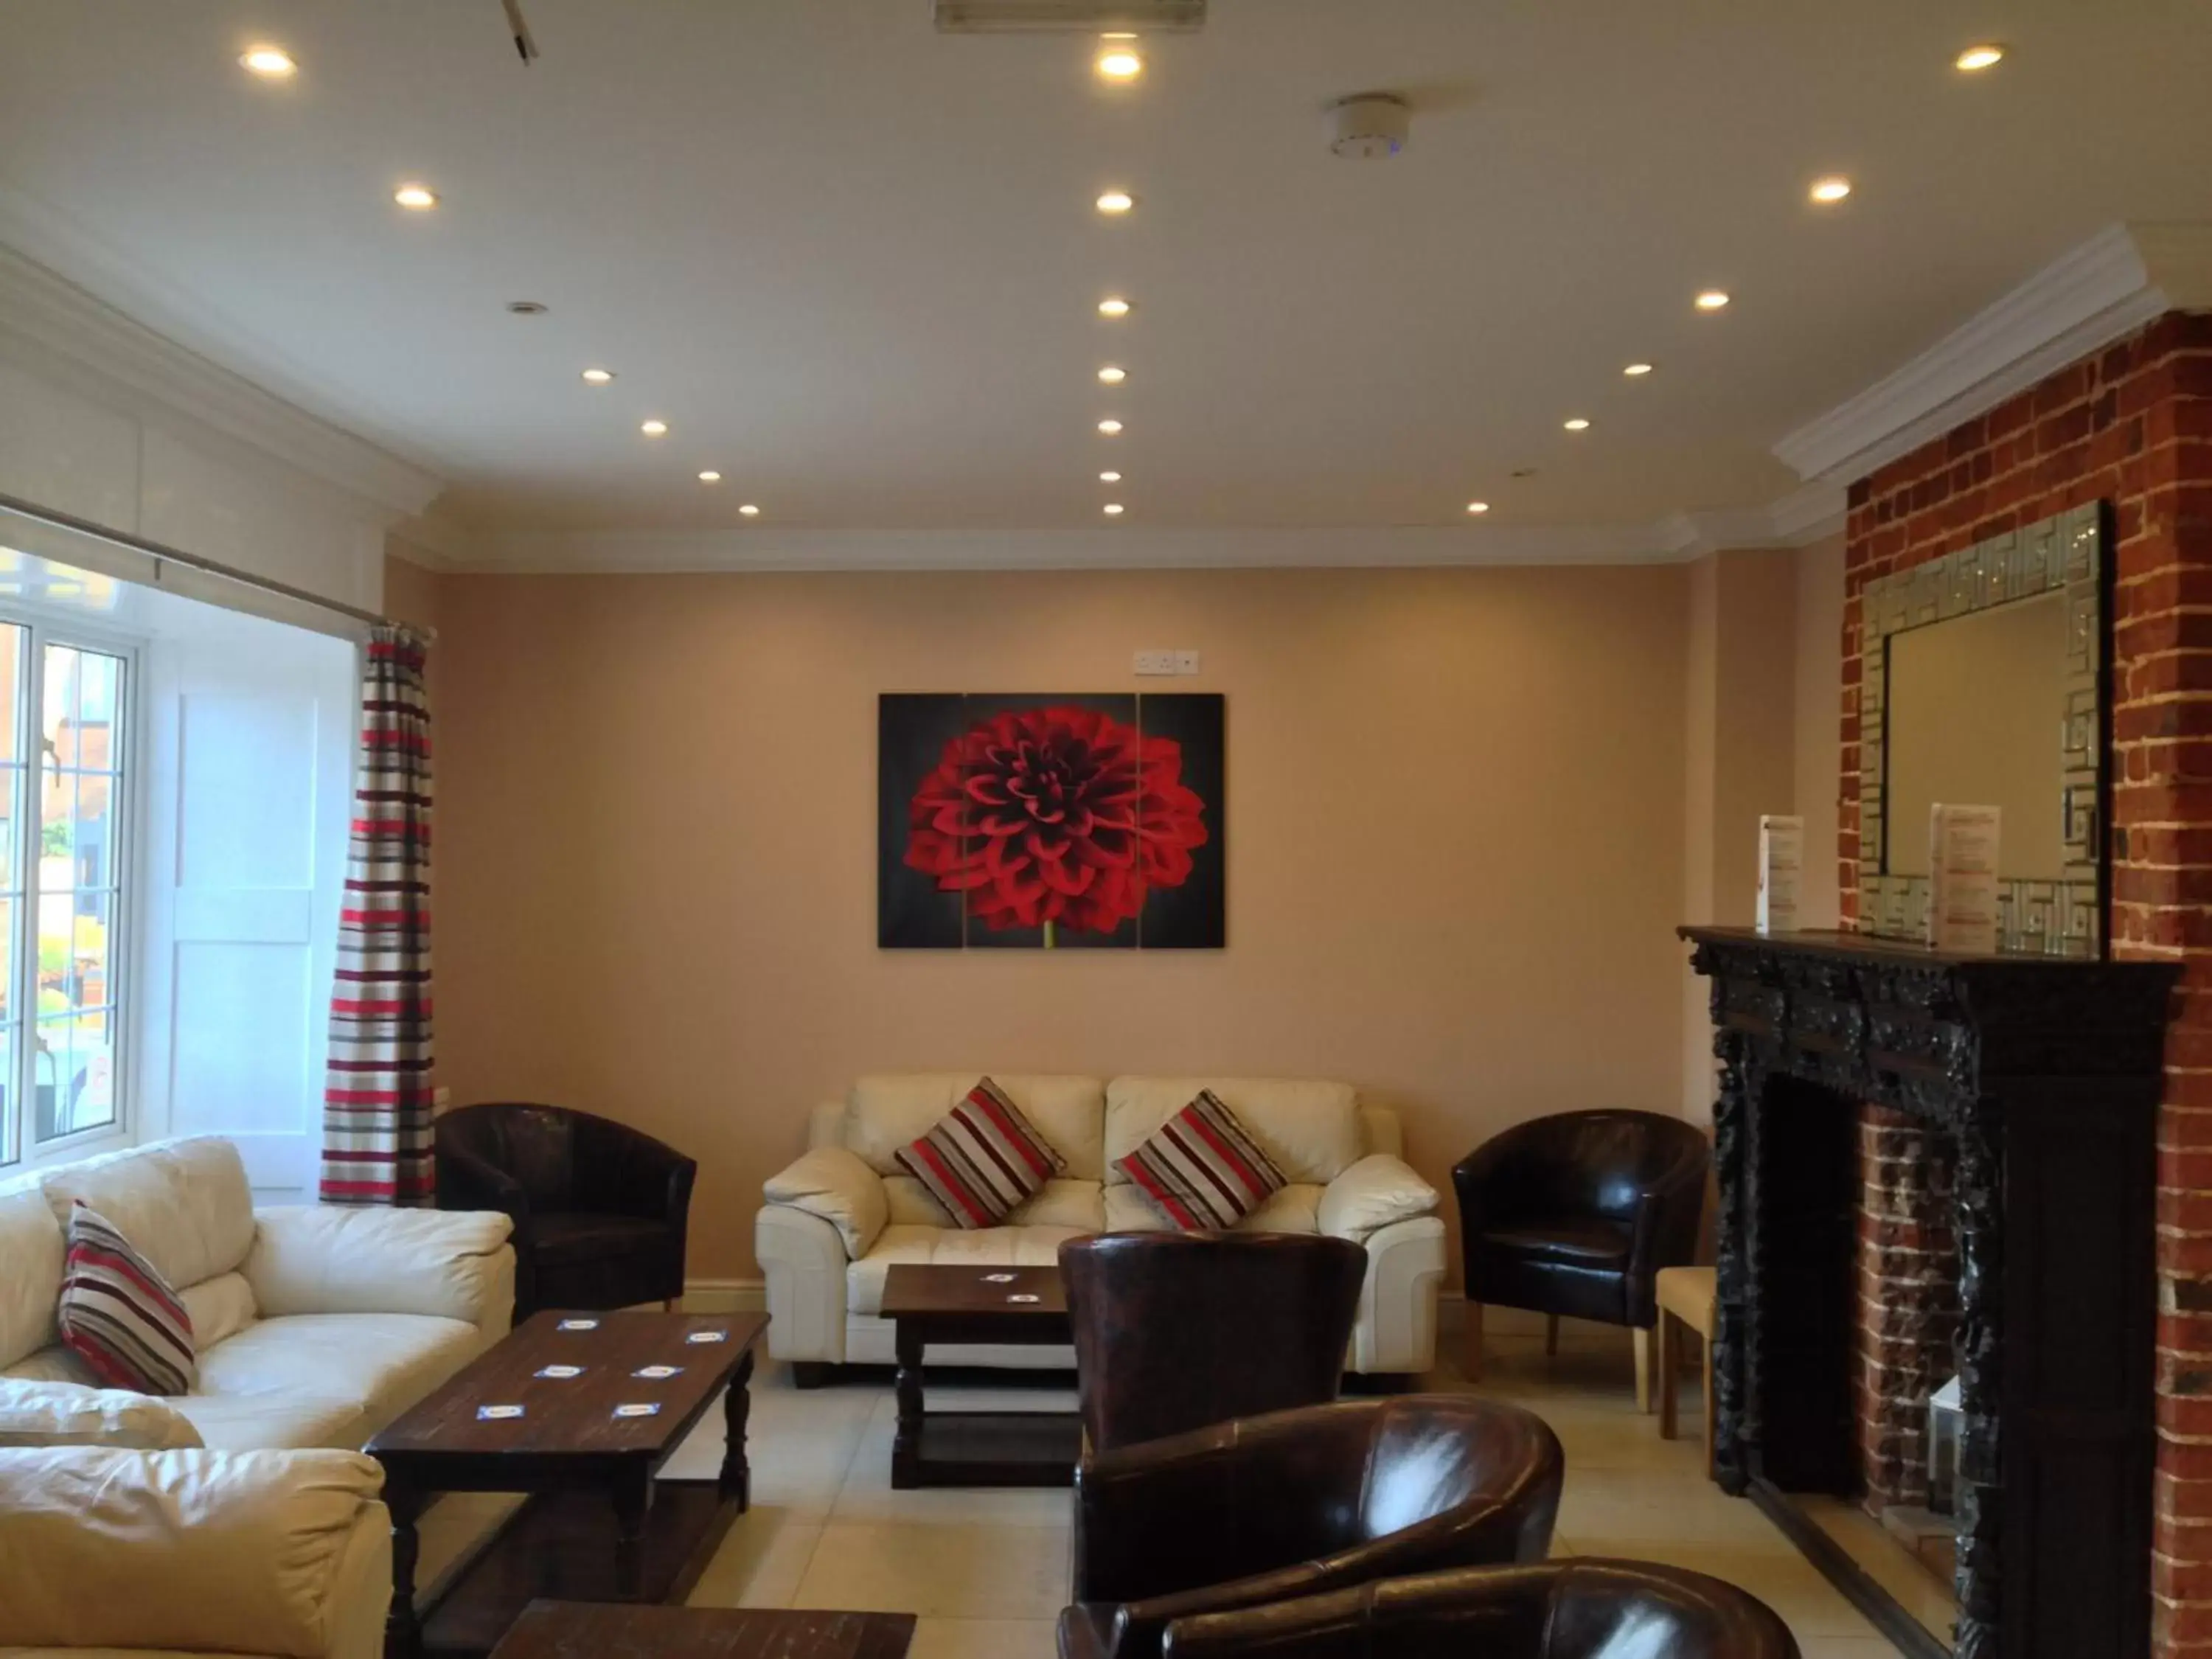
0, 1, 2208, 536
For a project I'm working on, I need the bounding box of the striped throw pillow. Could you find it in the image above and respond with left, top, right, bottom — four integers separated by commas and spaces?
895, 1077, 1068, 1229
1116, 1090, 1288, 1231
58, 1202, 197, 1397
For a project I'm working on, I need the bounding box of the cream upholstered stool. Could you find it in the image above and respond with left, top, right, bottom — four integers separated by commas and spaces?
1655, 1265, 1717, 1478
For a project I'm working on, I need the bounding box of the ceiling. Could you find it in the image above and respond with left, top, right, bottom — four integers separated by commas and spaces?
0, 1, 2208, 536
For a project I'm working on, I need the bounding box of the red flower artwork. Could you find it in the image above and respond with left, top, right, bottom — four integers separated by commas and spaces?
905, 704, 1208, 938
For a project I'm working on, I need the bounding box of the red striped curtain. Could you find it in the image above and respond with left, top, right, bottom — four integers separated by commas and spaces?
319, 626, 436, 1206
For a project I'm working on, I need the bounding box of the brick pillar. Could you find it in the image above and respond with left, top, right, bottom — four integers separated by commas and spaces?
1855, 1104, 1961, 1515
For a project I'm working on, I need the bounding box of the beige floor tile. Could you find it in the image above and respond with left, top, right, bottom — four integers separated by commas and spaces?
684, 1512, 824, 1610
791, 1521, 1072, 1618
906, 1617, 1060, 1659
832, 1410, 1079, 1528
1557, 1469, 1798, 1550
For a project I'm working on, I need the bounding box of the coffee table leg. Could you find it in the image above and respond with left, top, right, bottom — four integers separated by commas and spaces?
892, 1319, 924, 1490
613, 1468, 650, 1602
383, 1478, 425, 1659
720, 1348, 754, 1509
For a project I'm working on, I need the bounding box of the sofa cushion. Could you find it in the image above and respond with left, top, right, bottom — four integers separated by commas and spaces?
193, 1312, 481, 1447
169, 1388, 374, 1454
1105, 1078, 1361, 1186
59, 1203, 198, 1396
886, 1174, 1105, 1233
0, 1186, 63, 1370
1114, 1090, 1288, 1231
0, 1377, 204, 1450
846, 1223, 1092, 1317
894, 1079, 1067, 1229
37, 1137, 255, 1294
179, 1271, 259, 1353
766, 1146, 890, 1257
1104, 1180, 1321, 1236
1316, 1154, 1442, 1243
846, 1074, 1107, 1181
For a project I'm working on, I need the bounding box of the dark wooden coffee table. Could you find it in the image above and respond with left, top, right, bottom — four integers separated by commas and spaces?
488, 1600, 914, 1659
366, 1310, 768, 1659
880, 1263, 1080, 1489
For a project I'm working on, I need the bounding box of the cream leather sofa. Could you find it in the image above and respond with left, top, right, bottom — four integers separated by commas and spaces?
757, 1075, 1447, 1377
0, 1135, 515, 1450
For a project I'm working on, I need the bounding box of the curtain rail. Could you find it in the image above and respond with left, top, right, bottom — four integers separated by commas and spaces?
0, 490, 420, 636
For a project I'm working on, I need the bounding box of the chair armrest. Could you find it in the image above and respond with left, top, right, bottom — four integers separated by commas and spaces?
0, 1446, 387, 1656
1448, 1136, 1519, 1234
762, 1146, 887, 1258
1318, 1154, 1438, 1243
248, 1206, 516, 1338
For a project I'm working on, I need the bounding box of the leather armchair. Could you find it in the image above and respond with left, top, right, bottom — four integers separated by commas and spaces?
1060, 1396, 1565, 1659
1158, 1560, 1801, 1658
1453, 1110, 1708, 1392
435, 1103, 697, 1321
1062, 1232, 1368, 1453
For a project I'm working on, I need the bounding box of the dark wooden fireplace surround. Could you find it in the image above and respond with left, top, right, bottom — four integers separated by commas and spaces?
1683, 926, 2174, 1659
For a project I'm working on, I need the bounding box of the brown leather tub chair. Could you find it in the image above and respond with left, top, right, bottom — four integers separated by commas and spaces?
1158, 1560, 1801, 1658
1452, 1110, 1709, 1406
1061, 1232, 1368, 1453
1059, 1396, 1565, 1659
435, 1102, 697, 1321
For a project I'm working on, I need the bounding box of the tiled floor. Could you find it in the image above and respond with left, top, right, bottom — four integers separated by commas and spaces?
651, 1325, 1907, 1658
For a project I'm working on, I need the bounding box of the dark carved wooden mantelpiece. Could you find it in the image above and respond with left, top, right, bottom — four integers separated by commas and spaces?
1681, 927, 2174, 1659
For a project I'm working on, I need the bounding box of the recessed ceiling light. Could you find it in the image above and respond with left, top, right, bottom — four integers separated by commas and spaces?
1103, 503, 1125, 516
581, 368, 615, 385
240, 46, 296, 78
698, 470, 722, 484
1623, 362, 1655, 377
1098, 419, 1124, 435
1563, 417, 1591, 432
1466, 501, 1490, 515
1099, 470, 1123, 483
641, 419, 669, 437
1694, 290, 1731, 311
738, 504, 761, 517
1955, 44, 2006, 71
1096, 45, 1144, 80
1096, 190, 1135, 215
1098, 296, 1133, 318
1098, 365, 1127, 384
1809, 176, 1853, 204
505, 299, 548, 316
393, 184, 439, 211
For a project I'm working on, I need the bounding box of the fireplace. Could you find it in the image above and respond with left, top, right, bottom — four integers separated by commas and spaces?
1683, 925, 2173, 1659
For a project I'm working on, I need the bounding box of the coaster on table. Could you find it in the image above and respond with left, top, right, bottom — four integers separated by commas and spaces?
1007, 1293, 1040, 1304
535, 1365, 583, 1380
556, 1318, 600, 1332
613, 1402, 661, 1418
633, 1365, 683, 1380
685, 1329, 727, 1344
477, 1404, 524, 1420
982, 1273, 1016, 1283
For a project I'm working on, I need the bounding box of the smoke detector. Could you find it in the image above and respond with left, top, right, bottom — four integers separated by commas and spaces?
935, 0, 1204, 30
1329, 93, 1411, 160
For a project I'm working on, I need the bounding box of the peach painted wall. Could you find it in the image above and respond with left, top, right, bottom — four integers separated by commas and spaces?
406, 560, 1694, 1283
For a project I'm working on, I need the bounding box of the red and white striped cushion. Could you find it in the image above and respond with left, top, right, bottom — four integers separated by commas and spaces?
895, 1078, 1068, 1229
58, 1201, 197, 1396
1116, 1090, 1288, 1231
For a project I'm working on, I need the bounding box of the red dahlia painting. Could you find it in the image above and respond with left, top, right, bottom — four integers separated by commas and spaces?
879, 694, 1225, 950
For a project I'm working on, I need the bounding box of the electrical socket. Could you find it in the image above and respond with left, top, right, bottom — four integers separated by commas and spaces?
1133, 650, 1177, 676
1172, 650, 1200, 675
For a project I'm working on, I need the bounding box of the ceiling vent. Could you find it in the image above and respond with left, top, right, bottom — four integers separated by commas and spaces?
933, 0, 1205, 31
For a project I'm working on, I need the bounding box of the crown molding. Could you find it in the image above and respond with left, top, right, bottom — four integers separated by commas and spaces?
1773, 221, 2212, 487
0, 238, 445, 519
1655, 481, 1847, 559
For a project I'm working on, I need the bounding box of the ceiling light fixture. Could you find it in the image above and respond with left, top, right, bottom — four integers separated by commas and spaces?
505, 300, 548, 316
1098, 419, 1124, 435
1098, 365, 1127, 384
1563, 417, 1591, 432
1466, 501, 1490, 515
1103, 503, 1125, 516
240, 45, 296, 78
1099, 470, 1122, 483
698, 470, 722, 483
739, 504, 761, 517
1096, 190, 1135, 215
1096, 44, 1144, 80
641, 419, 669, 437
581, 368, 615, 385
1809, 175, 1853, 204
1694, 290, 1731, 311
1098, 296, 1133, 318
393, 184, 439, 211
1624, 362, 1655, 376
1955, 44, 2006, 71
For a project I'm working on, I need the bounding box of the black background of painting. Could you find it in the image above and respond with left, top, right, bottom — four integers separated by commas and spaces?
1137, 693, 1226, 949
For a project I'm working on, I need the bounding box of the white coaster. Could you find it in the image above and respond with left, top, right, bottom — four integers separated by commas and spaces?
684, 1329, 728, 1344
556, 1318, 600, 1332
613, 1402, 662, 1418
1006, 1293, 1040, 1304
633, 1364, 683, 1380
982, 1273, 1017, 1284
535, 1365, 583, 1380
477, 1404, 524, 1420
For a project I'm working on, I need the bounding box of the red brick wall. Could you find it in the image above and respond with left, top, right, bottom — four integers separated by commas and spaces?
1840, 310, 2212, 1658
1855, 1104, 1961, 1517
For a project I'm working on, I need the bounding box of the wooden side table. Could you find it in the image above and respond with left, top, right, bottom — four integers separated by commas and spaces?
1655, 1265, 1717, 1478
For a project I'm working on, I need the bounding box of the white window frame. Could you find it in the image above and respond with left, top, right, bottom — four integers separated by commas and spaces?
0, 607, 144, 1175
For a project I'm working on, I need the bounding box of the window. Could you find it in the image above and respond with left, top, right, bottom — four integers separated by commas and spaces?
0, 619, 131, 1167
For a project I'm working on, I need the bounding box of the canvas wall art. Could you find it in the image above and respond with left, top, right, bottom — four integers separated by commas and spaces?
878, 692, 1225, 950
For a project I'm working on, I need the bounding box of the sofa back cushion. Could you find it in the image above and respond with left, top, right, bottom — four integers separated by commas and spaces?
0, 1186, 65, 1371
1105, 1078, 1362, 1186
846, 1074, 1106, 1182
35, 1137, 255, 1295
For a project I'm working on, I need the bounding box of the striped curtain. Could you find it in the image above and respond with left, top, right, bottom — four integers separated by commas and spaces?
319, 625, 436, 1206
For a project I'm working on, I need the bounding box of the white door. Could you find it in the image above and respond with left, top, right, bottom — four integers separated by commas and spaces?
136, 617, 356, 1201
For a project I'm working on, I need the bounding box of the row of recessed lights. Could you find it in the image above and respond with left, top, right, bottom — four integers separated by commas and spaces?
240, 39, 766, 517
1090, 38, 1144, 517
1467, 42, 2007, 515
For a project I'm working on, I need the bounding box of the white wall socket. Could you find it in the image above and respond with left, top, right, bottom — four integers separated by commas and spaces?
1133, 650, 1178, 675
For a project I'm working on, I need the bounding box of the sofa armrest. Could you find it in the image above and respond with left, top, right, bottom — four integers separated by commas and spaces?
0, 1446, 388, 1658
756, 1203, 853, 1365
1318, 1154, 1438, 1244
1348, 1214, 1447, 1374
762, 1146, 887, 1259
248, 1206, 516, 1340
